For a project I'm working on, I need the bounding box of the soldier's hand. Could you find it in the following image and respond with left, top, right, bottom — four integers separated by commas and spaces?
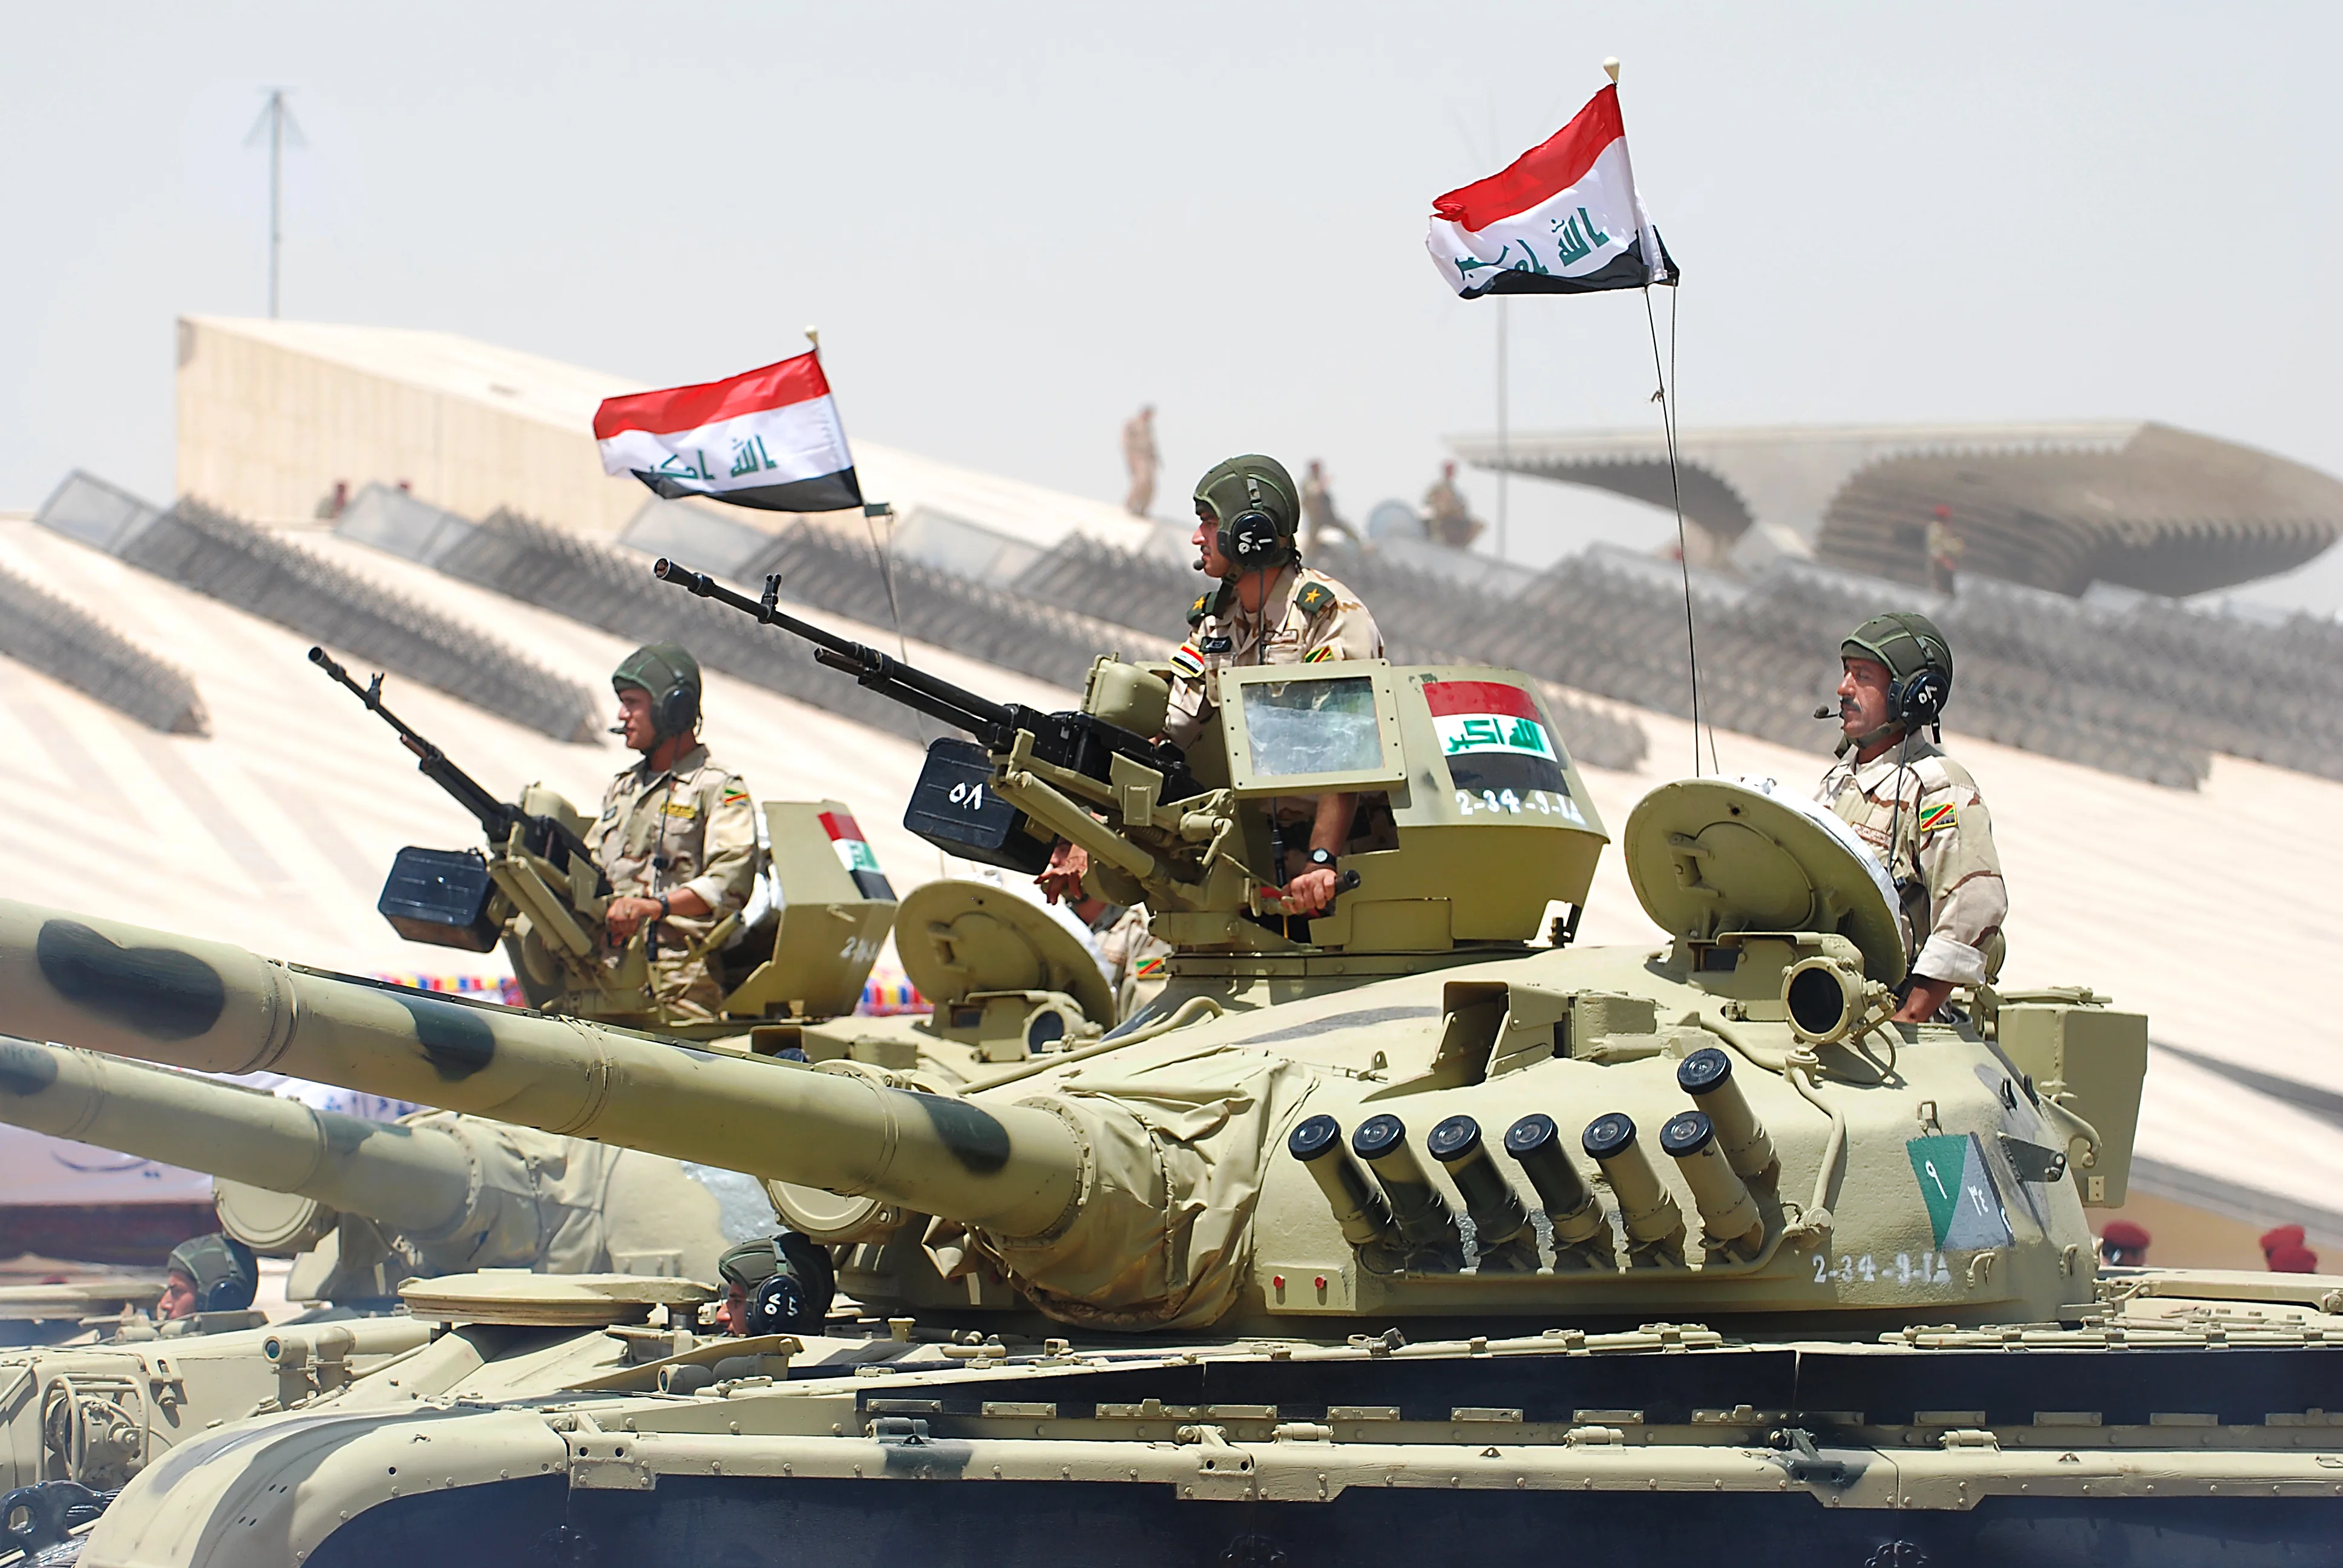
1278, 867, 1340, 916
1894, 975, 1956, 1024
1035, 842, 1091, 905
605, 896, 663, 941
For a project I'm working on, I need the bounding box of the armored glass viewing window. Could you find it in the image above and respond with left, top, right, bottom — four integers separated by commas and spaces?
1219, 664, 1407, 796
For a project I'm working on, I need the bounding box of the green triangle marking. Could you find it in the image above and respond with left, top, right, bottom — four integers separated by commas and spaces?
1907, 1135, 1969, 1247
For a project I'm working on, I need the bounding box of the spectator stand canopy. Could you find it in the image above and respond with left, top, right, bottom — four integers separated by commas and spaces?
1451, 422, 2343, 599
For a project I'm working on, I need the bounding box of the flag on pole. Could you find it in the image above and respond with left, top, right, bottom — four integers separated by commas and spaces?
1426, 85, 1677, 299
594, 350, 864, 512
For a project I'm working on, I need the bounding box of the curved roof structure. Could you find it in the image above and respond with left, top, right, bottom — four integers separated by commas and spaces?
1452, 420, 2343, 596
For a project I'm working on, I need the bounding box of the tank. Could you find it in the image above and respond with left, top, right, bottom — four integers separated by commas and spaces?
0, 655, 2332, 1566
0, 1038, 768, 1297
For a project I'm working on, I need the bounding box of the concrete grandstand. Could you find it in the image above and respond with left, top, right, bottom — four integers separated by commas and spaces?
3, 313, 2341, 1272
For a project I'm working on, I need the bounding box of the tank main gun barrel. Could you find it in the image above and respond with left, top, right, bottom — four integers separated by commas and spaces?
0, 901, 1083, 1239
0, 1038, 479, 1238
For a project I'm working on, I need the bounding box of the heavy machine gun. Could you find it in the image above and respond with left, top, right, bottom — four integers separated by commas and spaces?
310, 645, 656, 1016
309, 646, 607, 890
652, 561, 1205, 872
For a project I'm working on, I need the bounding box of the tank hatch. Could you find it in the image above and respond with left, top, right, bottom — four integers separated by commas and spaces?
894, 878, 1114, 1025
1624, 776, 1905, 982
398, 1270, 712, 1327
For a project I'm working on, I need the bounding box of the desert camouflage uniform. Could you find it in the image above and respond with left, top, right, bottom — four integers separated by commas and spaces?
1161, 564, 1383, 751
1817, 737, 2008, 986
593, 743, 759, 1021
1096, 905, 1175, 1020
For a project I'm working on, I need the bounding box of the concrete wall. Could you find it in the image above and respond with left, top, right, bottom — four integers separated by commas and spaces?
173, 318, 643, 533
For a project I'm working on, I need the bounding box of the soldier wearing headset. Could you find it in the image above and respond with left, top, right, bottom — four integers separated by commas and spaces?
597, 643, 759, 1022
1818, 612, 2008, 1024
1037, 454, 1383, 918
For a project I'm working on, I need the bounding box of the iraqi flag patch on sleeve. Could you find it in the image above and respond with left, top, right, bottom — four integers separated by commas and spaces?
1170, 644, 1207, 679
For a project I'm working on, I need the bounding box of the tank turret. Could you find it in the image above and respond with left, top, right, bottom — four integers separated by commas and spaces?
0, 770, 2146, 1331
0, 1037, 768, 1299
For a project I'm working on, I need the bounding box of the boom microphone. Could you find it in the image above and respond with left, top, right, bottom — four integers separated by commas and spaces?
1812, 706, 1835, 720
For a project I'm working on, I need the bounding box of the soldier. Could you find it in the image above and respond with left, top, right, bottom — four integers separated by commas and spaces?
710, 1236, 834, 1335
1300, 459, 1359, 555
1818, 612, 2007, 1024
1924, 505, 1965, 596
1040, 454, 1382, 918
157, 1233, 258, 1321
1423, 460, 1484, 550
1122, 405, 1159, 517
597, 643, 759, 1023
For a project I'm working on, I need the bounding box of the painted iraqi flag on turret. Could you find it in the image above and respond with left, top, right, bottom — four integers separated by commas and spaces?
1426, 85, 1678, 299
594, 349, 864, 512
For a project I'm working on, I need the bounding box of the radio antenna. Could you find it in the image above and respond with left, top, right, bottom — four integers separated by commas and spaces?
243, 89, 307, 318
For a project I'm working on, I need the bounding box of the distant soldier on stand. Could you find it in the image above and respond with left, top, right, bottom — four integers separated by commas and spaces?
596, 644, 759, 1024
1423, 460, 1484, 550
1300, 459, 1360, 556
1038, 454, 1382, 919
1925, 505, 1965, 596
1122, 405, 1159, 517
1819, 612, 2007, 1024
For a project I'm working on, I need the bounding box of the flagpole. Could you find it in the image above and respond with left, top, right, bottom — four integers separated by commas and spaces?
1495, 299, 1508, 563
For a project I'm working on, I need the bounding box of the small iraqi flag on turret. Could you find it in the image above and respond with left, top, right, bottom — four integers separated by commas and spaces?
1426, 84, 1677, 299
594, 349, 863, 512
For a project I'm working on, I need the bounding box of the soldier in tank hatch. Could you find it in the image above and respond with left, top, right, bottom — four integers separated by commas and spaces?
1038, 454, 1383, 918
1818, 611, 2007, 1024
597, 643, 759, 1023
156, 1233, 258, 1322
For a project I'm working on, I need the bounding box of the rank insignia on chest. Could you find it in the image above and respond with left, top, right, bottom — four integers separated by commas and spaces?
1198, 635, 1233, 655
1170, 644, 1206, 679
662, 801, 700, 820
1916, 800, 1956, 835
1294, 581, 1335, 617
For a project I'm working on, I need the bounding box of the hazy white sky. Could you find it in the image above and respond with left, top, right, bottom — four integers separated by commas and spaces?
4, 4, 2338, 599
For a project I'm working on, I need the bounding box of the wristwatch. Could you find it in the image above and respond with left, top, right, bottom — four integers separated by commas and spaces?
1306, 848, 1337, 870
655, 893, 672, 921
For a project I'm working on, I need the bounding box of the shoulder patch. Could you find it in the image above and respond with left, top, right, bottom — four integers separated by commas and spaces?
1187, 592, 1216, 626
1303, 645, 1335, 662
1916, 800, 1957, 835
1294, 581, 1336, 617
1170, 644, 1206, 680
721, 782, 749, 804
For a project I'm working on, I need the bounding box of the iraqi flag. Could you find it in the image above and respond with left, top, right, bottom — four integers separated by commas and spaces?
594, 350, 864, 512
1426, 85, 1677, 299
1424, 678, 1585, 823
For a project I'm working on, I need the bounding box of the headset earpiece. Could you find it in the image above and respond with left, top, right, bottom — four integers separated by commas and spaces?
1894, 667, 1950, 736
655, 679, 699, 738
1216, 474, 1289, 569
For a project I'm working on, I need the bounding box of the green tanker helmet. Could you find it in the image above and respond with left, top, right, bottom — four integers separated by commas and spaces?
1193, 454, 1301, 572
1841, 611, 1954, 717
165, 1232, 259, 1313
612, 641, 704, 737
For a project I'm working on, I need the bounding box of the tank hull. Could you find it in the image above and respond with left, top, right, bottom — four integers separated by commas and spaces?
72, 1333, 2343, 1567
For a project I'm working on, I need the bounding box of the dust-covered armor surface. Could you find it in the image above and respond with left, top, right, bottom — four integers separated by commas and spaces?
2, 650, 2335, 1566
